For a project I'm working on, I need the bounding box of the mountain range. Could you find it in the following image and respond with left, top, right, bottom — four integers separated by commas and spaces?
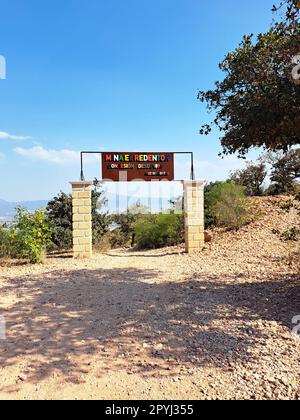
0, 198, 48, 222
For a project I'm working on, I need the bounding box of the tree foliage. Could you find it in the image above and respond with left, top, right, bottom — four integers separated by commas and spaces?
109, 203, 151, 248
270, 148, 300, 192
272, 0, 300, 24
10, 208, 53, 263
91, 184, 110, 246
198, 8, 300, 156
46, 187, 109, 250
230, 161, 267, 196
46, 192, 73, 249
134, 213, 184, 250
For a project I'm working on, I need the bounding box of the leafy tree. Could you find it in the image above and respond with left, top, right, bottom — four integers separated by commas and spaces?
230, 161, 267, 196
46, 186, 109, 250
198, 20, 300, 155
270, 148, 300, 192
272, 0, 300, 24
91, 182, 110, 246
46, 192, 73, 249
110, 203, 151, 248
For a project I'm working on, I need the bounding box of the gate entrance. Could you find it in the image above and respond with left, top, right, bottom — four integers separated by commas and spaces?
71, 151, 204, 258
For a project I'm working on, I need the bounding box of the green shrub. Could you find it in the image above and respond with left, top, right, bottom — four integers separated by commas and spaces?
46, 192, 73, 250
46, 189, 109, 250
0, 225, 11, 258
135, 213, 184, 250
205, 181, 224, 227
205, 182, 249, 230
110, 204, 151, 248
9, 208, 53, 263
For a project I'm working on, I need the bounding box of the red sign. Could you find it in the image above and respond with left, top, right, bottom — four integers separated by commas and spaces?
102, 152, 174, 182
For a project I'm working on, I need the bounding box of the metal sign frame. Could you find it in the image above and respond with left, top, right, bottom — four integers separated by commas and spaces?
80, 151, 195, 182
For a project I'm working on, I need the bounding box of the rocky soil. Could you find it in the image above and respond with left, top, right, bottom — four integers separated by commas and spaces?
0, 196, 299, 400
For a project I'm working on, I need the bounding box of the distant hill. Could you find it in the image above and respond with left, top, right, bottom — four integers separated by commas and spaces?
0, 199, 48, 222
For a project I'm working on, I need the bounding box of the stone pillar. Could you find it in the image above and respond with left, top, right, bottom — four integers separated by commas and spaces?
70, 181, 93, 258
182, 180, 205, 254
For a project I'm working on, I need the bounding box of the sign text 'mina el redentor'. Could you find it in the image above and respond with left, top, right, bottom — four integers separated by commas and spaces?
105, 153, 172, 162
102, 152, 175, 182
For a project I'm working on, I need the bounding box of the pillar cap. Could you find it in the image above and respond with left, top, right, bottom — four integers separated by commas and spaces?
181, 180, 205, 187
70, 181, 93, 188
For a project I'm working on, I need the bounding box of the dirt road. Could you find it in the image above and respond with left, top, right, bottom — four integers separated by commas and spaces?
0, 199, 300, 400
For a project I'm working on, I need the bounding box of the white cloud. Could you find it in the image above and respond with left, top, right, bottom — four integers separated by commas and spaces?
0, 151, 5, 159
14, 146, 79, 165
14, 146, 100, 165
0, 131, 32, 141
194, 156, 246, 181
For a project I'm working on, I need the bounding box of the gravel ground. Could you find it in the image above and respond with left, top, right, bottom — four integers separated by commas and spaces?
0, 197, 299, 400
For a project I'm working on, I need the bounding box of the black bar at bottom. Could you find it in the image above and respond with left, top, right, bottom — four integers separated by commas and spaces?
78, 401, 203, 416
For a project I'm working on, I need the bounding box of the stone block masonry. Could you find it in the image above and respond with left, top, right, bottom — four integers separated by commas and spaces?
70, 181, 93, 258
182, 180, 205, 254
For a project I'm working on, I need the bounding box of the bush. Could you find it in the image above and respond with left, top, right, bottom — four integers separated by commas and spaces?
135, 213, 184, 250
9, 208, 53, 263
205, 182, 223, 227
265, 183, 286, 196
93, 231, 113, 252
46, 188, 109, 250
46, 192, 73, 250
110, 204, 152, 248
205, 182, 249, 230
93, 229, 130, 251
0, 225, 11, 258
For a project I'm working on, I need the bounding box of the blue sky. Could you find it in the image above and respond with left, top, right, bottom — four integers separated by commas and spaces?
0, 0, 276, 201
